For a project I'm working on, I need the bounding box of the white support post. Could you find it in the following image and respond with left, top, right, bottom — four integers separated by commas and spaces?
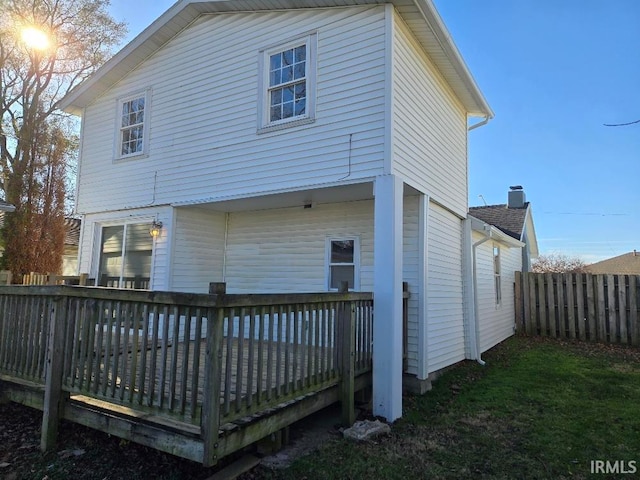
417, 194, 429, 380
373, 174, 403, 421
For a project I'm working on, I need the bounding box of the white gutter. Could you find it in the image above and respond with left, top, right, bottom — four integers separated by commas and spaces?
468, 114, 491, 131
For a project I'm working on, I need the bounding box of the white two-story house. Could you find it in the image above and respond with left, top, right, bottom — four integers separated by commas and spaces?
59, 0, 494, 421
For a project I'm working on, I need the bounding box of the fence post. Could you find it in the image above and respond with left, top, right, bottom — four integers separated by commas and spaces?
79, 273, 88, 286
41, 294, 68, 452
209, 282, 226, 295
339, 282, 355, 426
202, 306, 224, 467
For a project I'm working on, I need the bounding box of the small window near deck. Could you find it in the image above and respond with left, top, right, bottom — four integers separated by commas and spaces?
327, 238, 359, 291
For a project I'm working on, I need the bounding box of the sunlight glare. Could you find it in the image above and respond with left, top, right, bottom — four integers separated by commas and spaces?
21, 26, 50, 51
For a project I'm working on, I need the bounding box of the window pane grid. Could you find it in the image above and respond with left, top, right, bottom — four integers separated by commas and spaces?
119, 96, 145, 156
268, 44, 307, 122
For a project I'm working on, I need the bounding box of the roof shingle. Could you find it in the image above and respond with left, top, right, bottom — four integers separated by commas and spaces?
469, 203, 528, 240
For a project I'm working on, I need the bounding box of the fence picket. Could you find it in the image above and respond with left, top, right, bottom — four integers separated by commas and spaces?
630, 276, 639, 346
607, 275, 617, 343
619, 276, 628, 345
566, 274, 576, 339
576, 274, 586, 340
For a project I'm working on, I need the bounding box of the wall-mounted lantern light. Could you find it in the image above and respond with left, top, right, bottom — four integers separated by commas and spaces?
149, 220, 163, 238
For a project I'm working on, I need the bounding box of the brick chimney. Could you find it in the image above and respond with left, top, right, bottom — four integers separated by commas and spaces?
508, 185, 526, 209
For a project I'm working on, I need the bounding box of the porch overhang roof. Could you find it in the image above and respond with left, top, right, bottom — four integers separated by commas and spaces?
58, 0, 493, 118
469, 215, 525, 249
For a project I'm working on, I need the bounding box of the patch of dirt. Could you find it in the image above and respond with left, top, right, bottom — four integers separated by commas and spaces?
0, 401, 223, 480
0, 401, 348, 480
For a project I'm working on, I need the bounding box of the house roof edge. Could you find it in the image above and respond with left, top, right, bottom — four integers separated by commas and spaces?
58, 0, 492, 117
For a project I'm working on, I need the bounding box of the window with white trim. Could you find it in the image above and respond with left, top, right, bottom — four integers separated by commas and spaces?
117, 92, 148, 158
493, 244, 501, 305
327, 238, 359, 291
259, 34, 316, 130
98, 224, 152, 289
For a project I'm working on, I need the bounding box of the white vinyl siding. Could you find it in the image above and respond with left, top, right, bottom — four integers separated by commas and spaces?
224, 200, 374, 294
474, 231, 521, 353
76, 7, 386, 214
170, 208, 227, 293
427, 202, 465, 373
391, 13, 468, 217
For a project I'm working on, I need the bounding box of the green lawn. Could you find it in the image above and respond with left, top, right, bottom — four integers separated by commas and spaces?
258, 336, 640, 480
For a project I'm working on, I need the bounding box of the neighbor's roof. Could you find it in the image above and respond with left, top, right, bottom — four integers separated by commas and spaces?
586, 252, 640, 275
64, 218, 81, 246
58, 0, 493, 118
469, 203, 528, 241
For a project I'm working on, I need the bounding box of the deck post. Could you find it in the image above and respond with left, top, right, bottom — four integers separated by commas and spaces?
209, 282, 226, 295
339, 282, 355, 426
202, 306, 225, 467
41, 294, 68, 452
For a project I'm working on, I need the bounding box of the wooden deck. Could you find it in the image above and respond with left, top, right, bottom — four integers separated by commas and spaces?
0, 286, 373, 466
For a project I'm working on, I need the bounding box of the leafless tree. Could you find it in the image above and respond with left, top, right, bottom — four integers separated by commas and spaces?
531, 254, 587, 274
0, 0, 125, 277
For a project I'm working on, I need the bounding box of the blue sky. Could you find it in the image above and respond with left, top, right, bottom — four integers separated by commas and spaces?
107, 0, 640, 263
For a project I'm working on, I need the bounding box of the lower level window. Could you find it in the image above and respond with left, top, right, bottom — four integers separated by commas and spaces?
327, 238, 359, 291
98, 224, 152, 289
493, 245, 501, 305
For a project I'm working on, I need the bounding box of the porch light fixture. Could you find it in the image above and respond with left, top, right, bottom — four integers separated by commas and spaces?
149, 220, 163, 238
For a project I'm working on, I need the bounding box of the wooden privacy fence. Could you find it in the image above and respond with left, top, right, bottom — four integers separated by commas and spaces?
0, 286, 373, 466
515, 272, 640, 345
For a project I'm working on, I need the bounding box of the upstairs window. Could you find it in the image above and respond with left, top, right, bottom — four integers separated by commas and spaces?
269, 44, 307, 122
493, 245, 501, 305
117, 91, 149, 158
327, 238, 360, 291
259, 34, 316, 131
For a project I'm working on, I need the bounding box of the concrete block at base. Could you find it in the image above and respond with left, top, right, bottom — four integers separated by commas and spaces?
343, 420, 391, 442
402, 374, 432, 394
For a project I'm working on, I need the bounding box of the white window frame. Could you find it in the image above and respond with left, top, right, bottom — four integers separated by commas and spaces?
493, 244, 501, 306
325, 236, 360, 292
115, 90, 151, 160
94, 220, 155, 289
258, 33, 317, 133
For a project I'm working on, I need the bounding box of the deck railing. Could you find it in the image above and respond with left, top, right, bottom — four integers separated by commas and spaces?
0, 285, 373, 465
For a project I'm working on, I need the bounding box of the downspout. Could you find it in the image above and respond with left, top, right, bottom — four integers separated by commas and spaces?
471, 224, 492, 366
222, 212, 229, 282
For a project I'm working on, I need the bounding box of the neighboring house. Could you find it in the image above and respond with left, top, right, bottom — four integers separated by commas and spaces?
62, 218, 81, 276
586, 251, 640, 275
468, 187, 539, 358
59, 0, 494, 421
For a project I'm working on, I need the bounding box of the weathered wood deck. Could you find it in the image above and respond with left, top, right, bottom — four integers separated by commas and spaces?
0, 286, 373, 466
